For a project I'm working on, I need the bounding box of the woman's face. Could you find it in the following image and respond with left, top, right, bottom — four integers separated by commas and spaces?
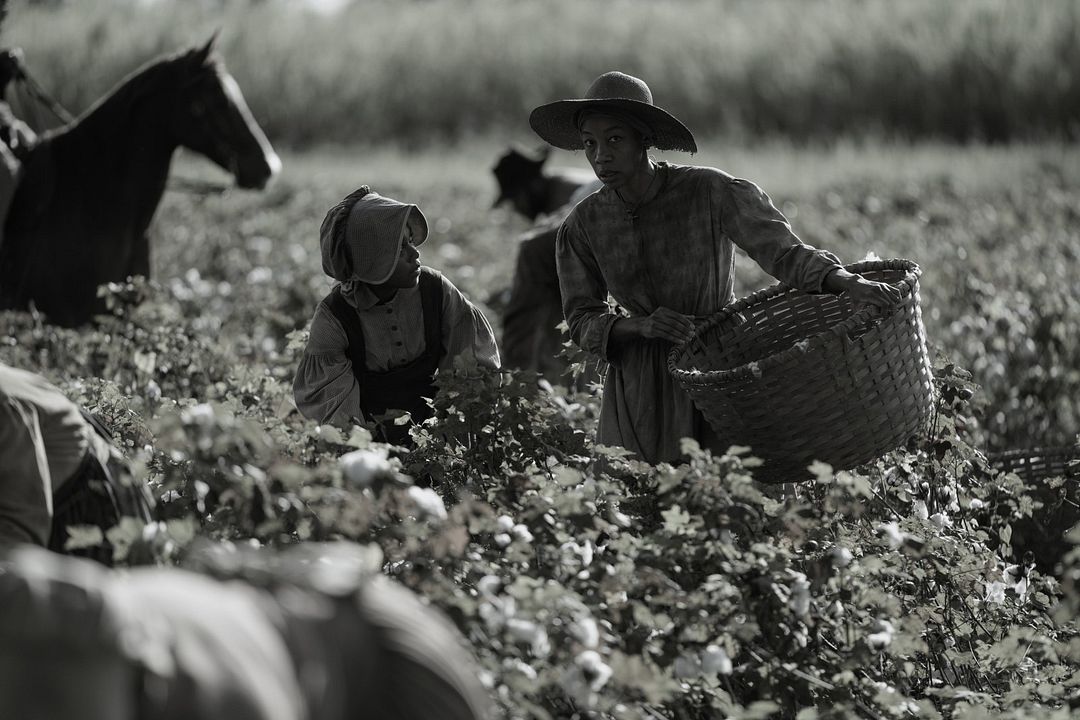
579, 114, 648, 191
379, 214, 424, 290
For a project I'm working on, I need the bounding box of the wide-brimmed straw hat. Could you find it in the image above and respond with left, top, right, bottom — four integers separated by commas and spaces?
529, 71, 697, 153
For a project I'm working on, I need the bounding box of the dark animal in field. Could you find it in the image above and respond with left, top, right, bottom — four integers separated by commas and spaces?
0, 36, 279, 327
492, 144, 595, 221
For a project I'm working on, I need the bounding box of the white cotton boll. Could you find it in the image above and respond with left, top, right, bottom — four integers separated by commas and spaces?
497, 515, 515, 533
607, 505, 632, 528
968, 498, 985, 511
984, 581, 1006, 605
479, 602, 504, 632
789, 574, 811, 617
929, 512, 952, 530
476, 575, 501, 597
701, 645, 733, 675
876, 521, 904, 549
339, 448, 392, 488
182, 402, 216, 426
580, 540, 594, 567
866, 620, 895, 650
830, 546, 853, 568
511, 524, 534, 543
507, 659, 538, 681
494, 533, 512, 547
1014, 576, 1030, 603
575, 650, 613, 691
913, 500, 929, 521
570, 617, 600, 648
531, 627, 551, 658
506, 618, 541, 644
407, 486, 448, 521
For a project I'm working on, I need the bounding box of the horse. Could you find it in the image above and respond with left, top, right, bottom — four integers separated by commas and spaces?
0, 35, 280, 327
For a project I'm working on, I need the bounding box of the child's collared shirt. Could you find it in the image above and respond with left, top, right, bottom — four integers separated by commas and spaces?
293, 268, 500, 426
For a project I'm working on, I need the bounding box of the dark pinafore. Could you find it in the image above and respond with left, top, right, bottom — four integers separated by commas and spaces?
322, 267, 444, 444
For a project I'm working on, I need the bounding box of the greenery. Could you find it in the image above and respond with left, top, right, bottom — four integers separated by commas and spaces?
4, 0, 1080, 146
1, 140, 1078, 717
3, 1, 1079, 715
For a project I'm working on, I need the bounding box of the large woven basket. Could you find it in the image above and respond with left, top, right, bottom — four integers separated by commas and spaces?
668, 259, 934, 483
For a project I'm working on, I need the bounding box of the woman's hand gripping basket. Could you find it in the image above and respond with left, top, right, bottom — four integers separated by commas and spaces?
668, 259, 934, 483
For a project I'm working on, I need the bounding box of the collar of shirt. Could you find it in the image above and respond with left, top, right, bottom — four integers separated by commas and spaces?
338, 281, 419, 311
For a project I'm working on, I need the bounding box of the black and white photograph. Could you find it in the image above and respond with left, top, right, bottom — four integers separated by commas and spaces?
1, 0, 1078, 717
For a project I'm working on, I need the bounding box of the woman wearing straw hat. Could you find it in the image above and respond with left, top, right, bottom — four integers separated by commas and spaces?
530, 71, 901, 465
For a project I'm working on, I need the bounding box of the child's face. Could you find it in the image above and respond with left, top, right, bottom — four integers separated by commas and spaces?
378, 215, 424, 290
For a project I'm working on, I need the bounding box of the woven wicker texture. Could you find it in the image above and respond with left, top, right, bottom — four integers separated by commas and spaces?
989, 445, 1080, 482
668, 259, 934, 483
989, 445, 1079, 571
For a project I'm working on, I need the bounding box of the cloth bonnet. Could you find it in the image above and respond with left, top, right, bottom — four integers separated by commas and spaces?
320, 187, 429, 285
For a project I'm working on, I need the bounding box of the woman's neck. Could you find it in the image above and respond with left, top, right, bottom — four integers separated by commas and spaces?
617, 160, 657, 205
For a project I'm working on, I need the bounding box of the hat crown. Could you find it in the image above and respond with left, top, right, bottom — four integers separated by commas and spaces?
585, 71, 653, 105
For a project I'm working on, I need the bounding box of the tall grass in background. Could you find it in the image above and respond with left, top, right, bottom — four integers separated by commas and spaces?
4, 0, 1079, 147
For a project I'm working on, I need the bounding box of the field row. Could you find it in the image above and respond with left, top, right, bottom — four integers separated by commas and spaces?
8, 0, 1080, 145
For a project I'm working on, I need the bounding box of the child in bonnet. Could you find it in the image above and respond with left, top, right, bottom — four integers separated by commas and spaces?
293, 186, 500, 441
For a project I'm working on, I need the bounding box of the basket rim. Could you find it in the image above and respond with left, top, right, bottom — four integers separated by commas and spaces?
667, 258, 923, 386
988, 444, 1080, 462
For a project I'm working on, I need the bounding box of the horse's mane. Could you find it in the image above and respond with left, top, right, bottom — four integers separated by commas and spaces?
55, 44, 219, 138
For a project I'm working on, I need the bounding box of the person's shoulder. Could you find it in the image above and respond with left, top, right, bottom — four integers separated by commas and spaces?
663, 162, 737, 188
665, 163, 771, 202
562, 185, 613, 230
420, 265, 447, 284
422, 265, 468, 303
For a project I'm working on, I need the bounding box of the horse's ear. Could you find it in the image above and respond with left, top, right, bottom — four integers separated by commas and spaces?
193, 30, 220, 65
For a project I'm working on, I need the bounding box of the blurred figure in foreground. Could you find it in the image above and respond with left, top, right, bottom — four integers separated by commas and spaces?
0, 45, 38, 245
0, 542, 491, 720
0, 363, 152, 564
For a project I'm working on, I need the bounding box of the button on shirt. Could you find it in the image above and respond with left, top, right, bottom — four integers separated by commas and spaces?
293, 268, 501, 426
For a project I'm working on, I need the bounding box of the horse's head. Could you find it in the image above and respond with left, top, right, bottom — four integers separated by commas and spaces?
171, 35, 281, 190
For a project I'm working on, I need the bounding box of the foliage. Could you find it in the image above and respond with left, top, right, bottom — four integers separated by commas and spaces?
1, 148, 1078, 717
6, 0, 1080, 147
6, 296, 1080, 717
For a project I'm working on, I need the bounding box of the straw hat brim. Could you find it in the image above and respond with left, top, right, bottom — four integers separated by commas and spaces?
529, 98, 697, 153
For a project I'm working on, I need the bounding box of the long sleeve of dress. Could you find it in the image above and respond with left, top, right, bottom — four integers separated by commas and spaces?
719, 178, 842, 293
293, 273, 501, 426
292, 304, 365, 426
555, 216, 620, 362
437, 273, 502, 372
